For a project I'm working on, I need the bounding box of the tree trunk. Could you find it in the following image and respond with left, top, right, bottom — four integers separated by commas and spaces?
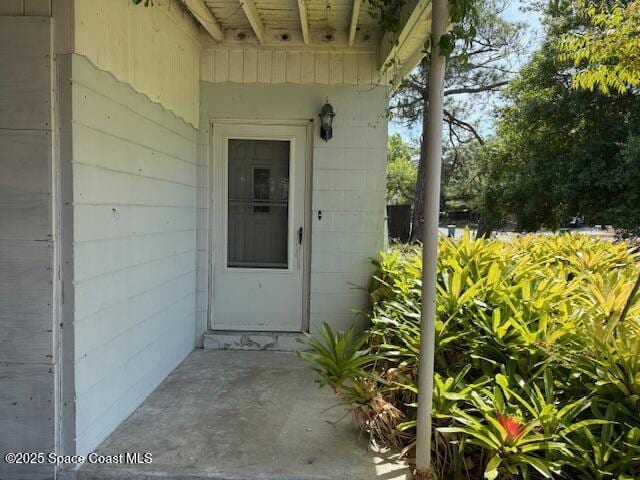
476, 216, 491, 238
411, 89, 429, 242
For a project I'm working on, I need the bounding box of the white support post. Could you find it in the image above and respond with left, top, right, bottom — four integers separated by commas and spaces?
414, 0, 449, 478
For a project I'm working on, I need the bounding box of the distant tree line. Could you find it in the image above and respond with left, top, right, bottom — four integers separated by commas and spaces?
481, 0, 640, 235
387, 0, 640, 238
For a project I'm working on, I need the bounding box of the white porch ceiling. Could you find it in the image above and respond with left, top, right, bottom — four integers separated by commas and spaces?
199, 0, 379, 45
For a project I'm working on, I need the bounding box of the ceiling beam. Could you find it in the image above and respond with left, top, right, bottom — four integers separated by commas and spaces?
378, 0, 431, 71
183, 0, 224, 43
240, 0, 266, 44
297, 0, 310, 45
348, 0, 361, 46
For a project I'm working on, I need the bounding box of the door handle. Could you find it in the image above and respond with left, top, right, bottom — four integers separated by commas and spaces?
298, 227, 303, 245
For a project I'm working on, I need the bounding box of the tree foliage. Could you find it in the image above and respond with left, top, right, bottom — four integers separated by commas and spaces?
390, 0, 525, 239
480, 1, 640, 233
562, 0, 640, 94
368, 0, 482, 57
442, 142, 486, 212
386, 134, 418, 205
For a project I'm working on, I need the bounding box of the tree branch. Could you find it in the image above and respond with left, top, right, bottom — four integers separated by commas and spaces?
444, 80, 510, 96
444, 109, 485, 145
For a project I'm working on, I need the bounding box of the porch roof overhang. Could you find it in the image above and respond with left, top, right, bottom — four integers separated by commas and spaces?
186, 0, 432, 87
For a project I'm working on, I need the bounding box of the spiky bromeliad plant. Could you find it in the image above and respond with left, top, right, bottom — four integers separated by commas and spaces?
297, 232, 640, 479
295, 322, 378, 395
438, 387, 570, 480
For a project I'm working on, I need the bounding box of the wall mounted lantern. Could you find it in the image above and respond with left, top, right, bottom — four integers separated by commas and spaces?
318, 100, 335, 141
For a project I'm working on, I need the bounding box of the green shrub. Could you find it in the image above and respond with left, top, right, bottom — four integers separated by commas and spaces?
300, 232, 640, 479
295, 322, 379, 398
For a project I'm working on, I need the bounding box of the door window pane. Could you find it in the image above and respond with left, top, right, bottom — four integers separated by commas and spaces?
227, 139, 290, 268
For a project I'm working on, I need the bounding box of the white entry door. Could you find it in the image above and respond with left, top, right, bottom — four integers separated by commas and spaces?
210, 122, 308, 331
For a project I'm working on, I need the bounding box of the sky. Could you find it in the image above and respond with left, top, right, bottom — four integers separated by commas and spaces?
389, 0, 544, 141
504, 0, 544, 43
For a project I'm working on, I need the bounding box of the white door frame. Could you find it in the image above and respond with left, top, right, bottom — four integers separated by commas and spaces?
208, 118, 313, 332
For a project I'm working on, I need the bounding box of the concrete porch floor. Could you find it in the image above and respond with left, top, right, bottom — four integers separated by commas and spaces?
66, 350, 411, 480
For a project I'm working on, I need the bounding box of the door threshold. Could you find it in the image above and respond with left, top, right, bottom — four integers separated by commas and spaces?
203, 330, 305, 351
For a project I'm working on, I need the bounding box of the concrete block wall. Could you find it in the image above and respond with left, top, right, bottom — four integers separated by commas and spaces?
69, 56, 198, 455
198, 82, 388, 337
309, 121, 387, 331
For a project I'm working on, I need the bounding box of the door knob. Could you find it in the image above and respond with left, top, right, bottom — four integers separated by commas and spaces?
298, 227, 303, 245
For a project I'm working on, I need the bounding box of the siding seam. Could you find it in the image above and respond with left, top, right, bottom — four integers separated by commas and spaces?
74, 228, 196, 245
71, 80, 197, 142
74, 247, 196, 283
74, 202, 197, 208
72, 120, 197, 166
74, 269, 196, 324
73, 161, 198, 189
74, 310, 195, 437
75, 291, 195, 368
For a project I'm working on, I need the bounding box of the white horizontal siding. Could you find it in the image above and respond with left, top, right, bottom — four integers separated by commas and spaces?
74, 205, 196, 243
74, 0, 201, 126
198, 82, 387, 337
75, 309, 195, 454
74, 250, 196, 321
71, 55, 198, 455
71, 81, 196, 160
74, 230, 196, 282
